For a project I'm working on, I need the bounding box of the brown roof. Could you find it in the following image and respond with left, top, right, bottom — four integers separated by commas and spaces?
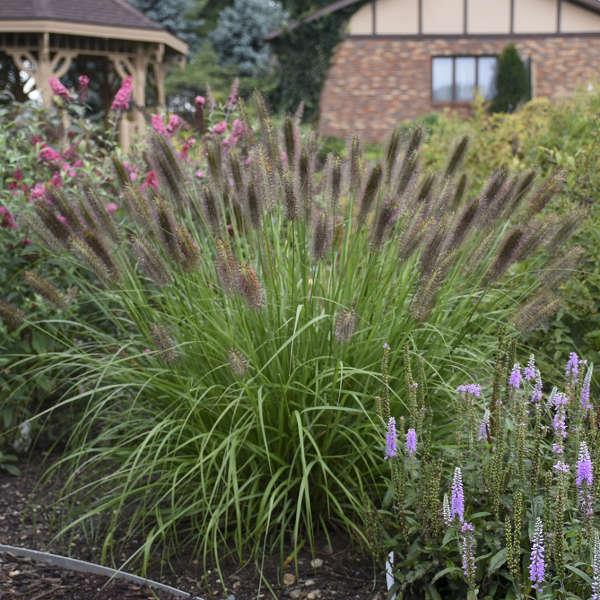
0, 0, 162, 31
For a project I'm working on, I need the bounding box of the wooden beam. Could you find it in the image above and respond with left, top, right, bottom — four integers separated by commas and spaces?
510, 0, 515, 34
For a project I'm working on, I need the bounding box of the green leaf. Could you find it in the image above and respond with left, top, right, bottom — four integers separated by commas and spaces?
487, 548, 507, 575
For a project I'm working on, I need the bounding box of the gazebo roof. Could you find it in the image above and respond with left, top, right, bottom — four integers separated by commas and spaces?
0, 0, 188, 54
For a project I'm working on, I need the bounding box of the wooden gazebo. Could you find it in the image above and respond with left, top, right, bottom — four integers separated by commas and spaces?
0, 0, 187, 139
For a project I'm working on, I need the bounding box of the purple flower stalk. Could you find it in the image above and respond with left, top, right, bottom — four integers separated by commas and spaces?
531, 371, 543, 403
509, 363, 522, 390
405, 428, 417, 456
456, 383, 481, 398
553, 461, 569, 474
552, 409, 567, 439
576, 441, 593, 488
524, 355, 537, 381
451, 467, 464, 523
581, 365, 593, 411
566, 352, 579, 381
385, 417, 397, 460
552, 391, 568, 407
592, 531, 600, 600
552, 443, 563, 455
460, 521, 476, 583
529, 518, 545, 592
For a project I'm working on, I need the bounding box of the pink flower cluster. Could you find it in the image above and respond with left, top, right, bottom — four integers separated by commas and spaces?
151, 114, 184, 137
49, 77, 70, 100
111, 76, 133, 111
0, 205, 17, 229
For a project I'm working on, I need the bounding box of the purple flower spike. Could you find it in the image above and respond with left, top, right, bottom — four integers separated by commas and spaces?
385, 417, 397, 460
576, 441, 593, 488
581, 365, 593, 411
477, 413, 489, 442
457, 383, 481, 398
552, 443, 563, 455
566, 352, 579, 381
529, 518, 545, 592
451, 467, 464, 523
509, 363, 522, 390
552, 410, 567, 439
405, 428, 417, 456
553, 461, 569, 473
531, 371, 543, 403
460, 522, 476, 582
524, 355, 536, 381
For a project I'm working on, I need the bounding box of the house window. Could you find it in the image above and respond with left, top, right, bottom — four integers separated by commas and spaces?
432, 55, 498, 103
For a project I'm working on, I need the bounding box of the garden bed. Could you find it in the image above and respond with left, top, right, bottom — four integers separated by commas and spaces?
0, 460, 386, 599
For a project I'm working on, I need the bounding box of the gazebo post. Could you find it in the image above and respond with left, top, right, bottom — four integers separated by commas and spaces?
154, 43, 166, 111
133, 45, 147, 131
37, 33, 52, 108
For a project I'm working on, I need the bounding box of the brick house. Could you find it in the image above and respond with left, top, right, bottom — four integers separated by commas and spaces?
296, 0, 600, 142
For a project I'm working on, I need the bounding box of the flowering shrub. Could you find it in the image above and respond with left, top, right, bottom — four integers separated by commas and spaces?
16, 93, 585, 569
0, 78, 252, 452
378, 348, 598, 598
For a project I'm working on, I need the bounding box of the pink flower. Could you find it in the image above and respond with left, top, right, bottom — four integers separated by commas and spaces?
0, 205, 17, 229
62, 145, 77, 161
123, 161, 138, 182
49, 77, 70, 100
195, 96, 205, 107
111, 76, 133, 111
39, 145, 61, 162
211, 120, 227, 135
141, 170, 158, 193
7, 169, 23, 191
61, 163, 77, 177
151, 114, 168, 135
167, 114, 183, 135
50, 172, 63, 188
78, 74, 90, 101
73, 159, 84, 168
106, 202, 119, 214
56, 214, 68, 225
179, 137, 196, 160
224, 118, 245, 148
30, 183, 46, 201
195, 170, 205, 179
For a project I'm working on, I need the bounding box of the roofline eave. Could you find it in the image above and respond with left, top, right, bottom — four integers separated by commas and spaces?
0, 19, 188, 55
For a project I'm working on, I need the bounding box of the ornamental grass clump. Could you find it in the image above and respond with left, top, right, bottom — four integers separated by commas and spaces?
379, 347, 599, 598
11, 95, 583, 568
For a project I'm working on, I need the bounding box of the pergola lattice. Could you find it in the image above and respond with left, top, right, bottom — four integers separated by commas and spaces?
0, 0, 188, 142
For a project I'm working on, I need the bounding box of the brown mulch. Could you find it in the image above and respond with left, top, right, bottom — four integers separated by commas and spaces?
0, 458, 386, 600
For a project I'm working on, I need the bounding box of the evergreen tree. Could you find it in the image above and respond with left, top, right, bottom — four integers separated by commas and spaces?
490, 44, 530, 113
210, 0, 288, 77
129, 0, 204, 50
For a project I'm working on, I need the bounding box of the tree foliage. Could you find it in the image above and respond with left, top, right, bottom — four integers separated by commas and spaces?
210, 0, 288, 77
270, 0, 368, 120
129, 0, 205, 50
490, 44, 530, 114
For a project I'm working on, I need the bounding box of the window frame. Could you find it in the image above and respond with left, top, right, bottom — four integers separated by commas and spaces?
431, 54, 499, 105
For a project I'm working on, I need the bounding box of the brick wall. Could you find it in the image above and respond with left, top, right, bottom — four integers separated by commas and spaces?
319, 35, 600, 142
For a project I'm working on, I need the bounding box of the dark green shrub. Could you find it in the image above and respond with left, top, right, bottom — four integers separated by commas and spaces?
490, 44, 530, 113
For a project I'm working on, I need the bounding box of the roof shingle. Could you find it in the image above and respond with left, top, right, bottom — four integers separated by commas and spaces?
0, 0, 163, 31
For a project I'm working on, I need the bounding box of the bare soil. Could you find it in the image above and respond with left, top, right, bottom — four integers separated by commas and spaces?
0, 458, 386, 600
